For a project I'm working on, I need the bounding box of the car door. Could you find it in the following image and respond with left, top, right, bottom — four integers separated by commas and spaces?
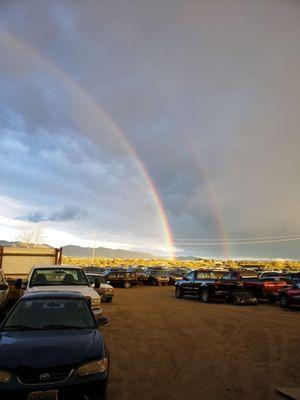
193, 271, 213, 295
216, 271, 238, 294
181, 271, 195, 295
290, 283, 300, 304
117, 272, 126, 285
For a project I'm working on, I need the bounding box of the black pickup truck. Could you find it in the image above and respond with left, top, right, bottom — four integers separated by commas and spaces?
175, 270, 258, 305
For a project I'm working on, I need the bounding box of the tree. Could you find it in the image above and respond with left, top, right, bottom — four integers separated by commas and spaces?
17, 226, 46, 248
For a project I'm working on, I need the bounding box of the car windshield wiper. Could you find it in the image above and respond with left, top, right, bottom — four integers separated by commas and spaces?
42, 324, 87, 330
4, 325, 44, 331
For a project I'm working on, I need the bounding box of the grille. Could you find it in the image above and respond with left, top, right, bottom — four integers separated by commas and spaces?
17, 366, 73, 385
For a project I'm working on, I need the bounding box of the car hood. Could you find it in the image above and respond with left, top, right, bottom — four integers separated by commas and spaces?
100, 283, 113, 290
0, 329, 105, 370
27, 285, 100, 300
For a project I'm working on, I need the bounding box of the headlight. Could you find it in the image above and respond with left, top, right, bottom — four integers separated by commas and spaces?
78, 359, 108, 377
91, 297, 101, 306
0, 370, 12, 384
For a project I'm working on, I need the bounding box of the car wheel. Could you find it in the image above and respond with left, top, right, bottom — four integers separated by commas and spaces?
106, 298, 112, 303
269, 295, 276, 303
123, 281, 131, 289
175, 286, 183, 299
200, 289, 210, 303
279, 295, 290, 308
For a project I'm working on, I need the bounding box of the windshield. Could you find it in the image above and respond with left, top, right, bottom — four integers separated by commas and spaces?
88, 274, 106, 284
29, 268, 89, 287
2, 298, 95, 331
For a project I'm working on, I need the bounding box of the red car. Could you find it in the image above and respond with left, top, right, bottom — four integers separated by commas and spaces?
276, 283, 300, 308
218, 270, 287, 302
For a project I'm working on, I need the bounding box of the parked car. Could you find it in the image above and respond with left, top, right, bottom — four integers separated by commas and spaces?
127, 267, 149, 285
87, 273, 114, 303
218, 270, 287, 302
258, 271, 283, 280
0, 270, 9, 314
147, 270, 170, 286
165, 269, 184, 285
102, 271, 139, 288
84, 266, 105, 274
281, 272, 300, 285
0, 291, 109, 400
175, 270, 258, 305
16, 265, 102, 318
276, 282, 300, 308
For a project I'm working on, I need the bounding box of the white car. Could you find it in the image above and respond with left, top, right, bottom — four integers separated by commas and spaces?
86, 273, 114, 303
0, 270, 9, 313
17, 265, 102, 318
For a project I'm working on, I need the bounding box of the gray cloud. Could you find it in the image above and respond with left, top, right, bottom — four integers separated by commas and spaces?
19, 206, 88, 223
0, 0, 300, 257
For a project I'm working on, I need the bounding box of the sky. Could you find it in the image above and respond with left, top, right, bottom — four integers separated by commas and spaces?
0, 0, 300, 259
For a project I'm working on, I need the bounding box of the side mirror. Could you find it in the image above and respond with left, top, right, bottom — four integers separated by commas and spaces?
97, 317, 108, 327
15, 279, 23, 289
0, 284, 8, 291
94, 278, 101, 289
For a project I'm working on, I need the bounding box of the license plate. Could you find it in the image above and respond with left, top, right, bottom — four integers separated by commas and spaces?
28, 390, 58, 400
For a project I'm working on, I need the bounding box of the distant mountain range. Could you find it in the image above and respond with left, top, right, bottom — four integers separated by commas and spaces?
62, 245, 155, 259
0, 240, 155, 259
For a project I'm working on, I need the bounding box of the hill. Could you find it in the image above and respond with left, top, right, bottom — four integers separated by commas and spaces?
62, 245, 155, 259
0, 240, 155, 259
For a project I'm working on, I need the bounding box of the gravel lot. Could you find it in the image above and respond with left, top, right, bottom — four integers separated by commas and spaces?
101, 286, 300, 400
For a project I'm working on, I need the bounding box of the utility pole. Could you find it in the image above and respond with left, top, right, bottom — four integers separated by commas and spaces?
92, 240, 96, 265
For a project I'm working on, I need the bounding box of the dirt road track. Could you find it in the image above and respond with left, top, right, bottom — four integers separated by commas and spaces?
102, 286, 300, 400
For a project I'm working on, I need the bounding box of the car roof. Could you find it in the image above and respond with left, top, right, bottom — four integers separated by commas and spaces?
195, 269, 221, 273
31, 265, 83, 269
20, 291, 85, 301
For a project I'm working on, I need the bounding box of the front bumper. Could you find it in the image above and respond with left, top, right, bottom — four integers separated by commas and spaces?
0, 371, 108, 400
101, 293, 114, 301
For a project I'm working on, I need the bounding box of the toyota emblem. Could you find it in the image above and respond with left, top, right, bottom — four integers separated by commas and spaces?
39, 373, 50, 382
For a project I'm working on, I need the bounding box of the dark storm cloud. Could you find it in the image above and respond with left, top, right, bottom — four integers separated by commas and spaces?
1, 0, 300, 257
19, 206, 88, 223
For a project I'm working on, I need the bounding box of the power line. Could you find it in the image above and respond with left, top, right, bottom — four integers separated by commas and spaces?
171, 237, 300, 246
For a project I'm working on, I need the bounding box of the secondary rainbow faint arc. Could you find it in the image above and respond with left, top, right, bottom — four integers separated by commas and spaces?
185, 140, 229, 258
1, 31, 175, 258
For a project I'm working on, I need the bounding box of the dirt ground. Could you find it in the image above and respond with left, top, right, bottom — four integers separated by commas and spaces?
101, 286, 300, 400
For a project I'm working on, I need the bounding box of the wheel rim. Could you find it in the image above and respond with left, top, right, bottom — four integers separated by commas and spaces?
202, 292, 208, 302
280, 297, 287, 307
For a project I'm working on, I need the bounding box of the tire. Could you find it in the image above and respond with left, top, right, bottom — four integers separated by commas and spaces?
123, 281, 131, 289
268, 295, 276, 303
175, 286, 183, 299
232, 296, 239, 305
200, 289, 210, 303
106, 298, 112, 303
279, 295, 290, 308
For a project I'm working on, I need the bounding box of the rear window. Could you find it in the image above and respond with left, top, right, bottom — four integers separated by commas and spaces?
29, 268, 89, 287
240, 271, 258, 278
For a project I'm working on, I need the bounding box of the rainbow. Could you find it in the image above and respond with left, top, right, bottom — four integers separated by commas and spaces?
184, 140, 229, 258
0, 31, 175, 258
